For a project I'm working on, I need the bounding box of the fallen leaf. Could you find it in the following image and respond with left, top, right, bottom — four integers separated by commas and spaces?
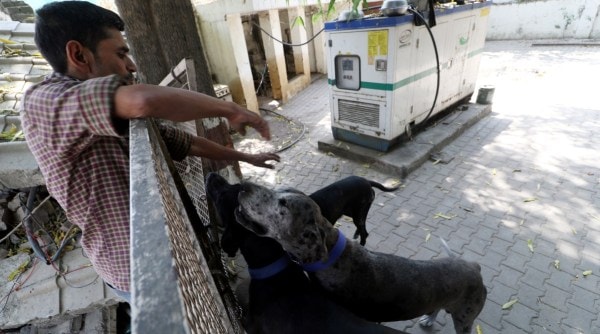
0, 38, 17, 44
591, 214, 600, 223
527, 239, 534, 252
432, 159, 441, 165
523, 197, 538, 203
571, 227, 577, 235
553, 259, 560, 270
8, 258, 30, 281
425, 232, 431, 242
492, 168, 497, 176
512, 169, 522, 173
583, 270, 593, 277
434, 212, 457, 220
502, 298, 518, 310
476, 324, 483, 334
519, 219, 525, 226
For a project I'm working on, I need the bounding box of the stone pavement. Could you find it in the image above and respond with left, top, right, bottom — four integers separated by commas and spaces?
235, 39, 600, 333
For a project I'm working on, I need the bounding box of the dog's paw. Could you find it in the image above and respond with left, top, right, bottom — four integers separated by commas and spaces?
418, 314, 435, 327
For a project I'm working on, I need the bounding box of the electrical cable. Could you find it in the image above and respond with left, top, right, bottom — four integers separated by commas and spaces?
408, 7, 441, 131
259, 108, 306, 153
252, 22, 325, 47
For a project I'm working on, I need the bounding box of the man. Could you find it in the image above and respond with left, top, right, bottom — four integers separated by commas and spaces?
21, 1, 280, 302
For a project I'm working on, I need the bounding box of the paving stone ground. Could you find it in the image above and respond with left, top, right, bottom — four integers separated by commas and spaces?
234, 40, 600, 334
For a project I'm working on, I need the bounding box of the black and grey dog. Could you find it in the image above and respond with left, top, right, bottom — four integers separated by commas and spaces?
205, 173, 405, 334
309, 176, 399, 246
235, 182, 488, 334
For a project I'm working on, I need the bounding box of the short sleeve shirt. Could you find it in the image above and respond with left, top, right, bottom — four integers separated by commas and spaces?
21, 73, 191, 292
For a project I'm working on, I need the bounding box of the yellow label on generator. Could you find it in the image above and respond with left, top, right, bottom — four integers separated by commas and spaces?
368, 30, 388, 65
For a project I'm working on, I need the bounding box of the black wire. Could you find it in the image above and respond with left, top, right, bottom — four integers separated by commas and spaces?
252, 22, 325, 47
408, 7, 440, 130
259, 108, 306, 153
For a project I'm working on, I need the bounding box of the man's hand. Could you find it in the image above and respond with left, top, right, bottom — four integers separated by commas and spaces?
227, 108, 271, 140
244, 152, 281, 169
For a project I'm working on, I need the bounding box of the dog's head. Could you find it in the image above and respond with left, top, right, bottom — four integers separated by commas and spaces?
206, 172, 288, 268
205, 172, 243, 257
235, 181, 329, 264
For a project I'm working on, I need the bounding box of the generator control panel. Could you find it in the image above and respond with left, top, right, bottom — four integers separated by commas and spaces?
334, 55, 360, 90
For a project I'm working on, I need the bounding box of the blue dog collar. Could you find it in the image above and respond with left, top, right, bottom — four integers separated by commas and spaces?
302, 230, 347, 272
248, 255, 290, 279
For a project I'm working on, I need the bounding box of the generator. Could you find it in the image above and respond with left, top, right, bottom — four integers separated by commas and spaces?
325, 1, 492, 151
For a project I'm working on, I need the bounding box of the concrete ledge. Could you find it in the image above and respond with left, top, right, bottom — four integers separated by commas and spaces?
0, 141, 45, 190
0, 250, 121, 330
318, 102, 492, 178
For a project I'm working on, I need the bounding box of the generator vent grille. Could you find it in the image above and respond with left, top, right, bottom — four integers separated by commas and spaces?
338, 99, 380, 128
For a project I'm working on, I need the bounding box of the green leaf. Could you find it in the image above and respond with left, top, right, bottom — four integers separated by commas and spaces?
583, 270, 592, 277
8, 258, 30, 281
502, 298, 518, 310
523, 197, 538, 203
476, 324, 484, 334
527, 239, 534, 252
291, 16, 305, 30
326, 0, 337, 18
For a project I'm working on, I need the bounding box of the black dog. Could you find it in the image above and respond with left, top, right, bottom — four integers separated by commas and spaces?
205, 173, 405, 334
309, 176, 399, 245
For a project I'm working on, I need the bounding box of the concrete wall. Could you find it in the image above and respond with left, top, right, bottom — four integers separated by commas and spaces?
487, 0, 600, 40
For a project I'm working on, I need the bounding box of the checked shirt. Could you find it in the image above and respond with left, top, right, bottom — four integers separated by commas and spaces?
21, 73, 191, 292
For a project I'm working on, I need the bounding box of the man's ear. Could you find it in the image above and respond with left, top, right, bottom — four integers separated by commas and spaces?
65, 40, 91, 73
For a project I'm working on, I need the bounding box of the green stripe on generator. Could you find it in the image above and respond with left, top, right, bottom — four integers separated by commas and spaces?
329, 47, 484, 91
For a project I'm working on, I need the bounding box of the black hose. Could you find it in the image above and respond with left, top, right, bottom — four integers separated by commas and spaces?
259, 108, 306, 153
252, 22, 325, 47
408, 7, 441, 130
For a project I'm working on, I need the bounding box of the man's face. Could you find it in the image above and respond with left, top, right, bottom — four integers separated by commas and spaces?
88, 28, 137, 84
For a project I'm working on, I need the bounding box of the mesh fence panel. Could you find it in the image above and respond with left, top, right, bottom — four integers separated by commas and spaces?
131, 58, 243, 334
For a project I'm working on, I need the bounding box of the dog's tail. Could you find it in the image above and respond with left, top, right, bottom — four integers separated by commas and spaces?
439, 237, 456, 258
369, 180, 400, 192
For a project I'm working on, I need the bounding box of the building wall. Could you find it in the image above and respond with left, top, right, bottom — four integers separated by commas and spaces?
192, 0, 347, 109
487, 0, 600, 40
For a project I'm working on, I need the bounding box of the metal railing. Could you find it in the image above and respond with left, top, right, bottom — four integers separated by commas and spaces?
130, 59, 244, 334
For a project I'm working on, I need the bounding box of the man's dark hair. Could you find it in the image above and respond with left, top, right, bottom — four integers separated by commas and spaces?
35, 1, 125, 73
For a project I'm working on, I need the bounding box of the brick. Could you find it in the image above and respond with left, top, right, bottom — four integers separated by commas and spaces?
567, 286, 597, 313
562, 303, 595, 332
494, 265, 523, 287
503, 302, 538, 332
487, 280, 517, 307
540, 284, 571, 312
520, 267, 550, 292
532, 306, 565, 333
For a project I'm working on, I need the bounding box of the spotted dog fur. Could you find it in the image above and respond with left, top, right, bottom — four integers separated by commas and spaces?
235, 181, 487, 334
206, 173, 406, 334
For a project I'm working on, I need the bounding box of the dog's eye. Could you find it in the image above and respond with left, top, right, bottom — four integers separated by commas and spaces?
278, 198, 287, 207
